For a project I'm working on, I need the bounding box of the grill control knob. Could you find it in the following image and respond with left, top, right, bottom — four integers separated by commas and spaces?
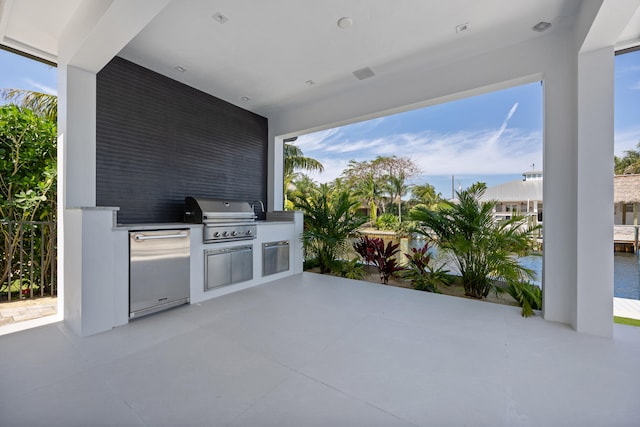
214, 232, 221, 237
223, 231, 229, 237
246, 230, 252, 235
231, 231, 238, 236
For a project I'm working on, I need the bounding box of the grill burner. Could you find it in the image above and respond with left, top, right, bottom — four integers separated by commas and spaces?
184, 197, 257, 243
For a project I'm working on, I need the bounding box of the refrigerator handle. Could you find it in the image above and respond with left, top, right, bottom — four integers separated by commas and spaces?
133, 232, 189, 241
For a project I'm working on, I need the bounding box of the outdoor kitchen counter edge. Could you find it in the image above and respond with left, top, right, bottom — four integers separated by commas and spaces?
112, 220, 294, 231
113, 223, 203, 231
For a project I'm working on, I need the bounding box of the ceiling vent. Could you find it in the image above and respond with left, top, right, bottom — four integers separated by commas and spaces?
532, 21, 551, 32
353, 67, 375, 80
212, 12, 229, 24
456, 22, 470, 33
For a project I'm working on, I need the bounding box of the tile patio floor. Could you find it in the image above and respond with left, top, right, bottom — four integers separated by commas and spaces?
1, 273, 639, 427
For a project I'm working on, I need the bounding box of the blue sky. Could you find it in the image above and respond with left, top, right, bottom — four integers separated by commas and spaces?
297, 82, 543, 198
0, 49, 57, 95
1, 48, 639, 197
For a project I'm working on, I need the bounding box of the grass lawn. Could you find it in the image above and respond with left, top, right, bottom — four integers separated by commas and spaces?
614, 316, 640, 327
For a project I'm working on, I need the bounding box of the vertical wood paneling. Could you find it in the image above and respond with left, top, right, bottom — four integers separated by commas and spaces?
96, 57, 268, 223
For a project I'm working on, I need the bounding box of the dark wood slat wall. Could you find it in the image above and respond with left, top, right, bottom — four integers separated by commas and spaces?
96, 57, 268, 224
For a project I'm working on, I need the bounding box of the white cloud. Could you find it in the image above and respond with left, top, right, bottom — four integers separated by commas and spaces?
395, 127, 540, 176
300, 124, 542, 183
485, 102, 519, 147
295, 99, 545, 183
304, 122, 640, 183
304, 157, 352, 183
22, 78, 57, 95
324, 137, 388, 154
615, 126, 640, 155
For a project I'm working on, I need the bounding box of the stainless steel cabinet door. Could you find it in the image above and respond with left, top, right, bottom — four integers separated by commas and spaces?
129, 229, 190, 317
262, 241, 289, 276
205, 245, 253, 290
231, 246, 253, 283
205, 250, 232, 290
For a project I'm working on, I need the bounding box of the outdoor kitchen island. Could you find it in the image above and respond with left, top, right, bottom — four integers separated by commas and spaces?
189, 211, 303, 304
90, 209, 304, 335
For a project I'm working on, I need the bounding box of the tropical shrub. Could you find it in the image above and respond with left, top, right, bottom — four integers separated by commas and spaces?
409, 183, 540, 299
376, 213, 399, 230
402, 243, 451, 293
292, 184, 366, 274
0, 104, 57, 222
303, 257, 320, 271
354, 236, 404, 284
507, 281, 542, 317
335, 258, 366, 280
0, 104, 57, 297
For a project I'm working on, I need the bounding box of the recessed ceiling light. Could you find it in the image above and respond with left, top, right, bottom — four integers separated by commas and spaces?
353, 67, 375, 80
304, 80, 315, 86
241, 96, 251, 102
532, 21, 551, 32
175, 65, 187, 72
456, 22, 470, 33
212, 12, 229, 24
337, 17, 353, 29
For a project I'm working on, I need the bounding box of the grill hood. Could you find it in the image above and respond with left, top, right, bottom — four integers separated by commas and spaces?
184, 197, 256, 224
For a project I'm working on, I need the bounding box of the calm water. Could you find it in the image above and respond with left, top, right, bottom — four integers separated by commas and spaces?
518, 253, 640, 300
405, 239, 640, 300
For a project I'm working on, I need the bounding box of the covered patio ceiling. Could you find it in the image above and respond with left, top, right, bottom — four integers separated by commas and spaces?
1, 0, 639, 117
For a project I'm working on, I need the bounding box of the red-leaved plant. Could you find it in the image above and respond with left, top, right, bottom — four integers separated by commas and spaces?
403, 242, 451, 293
354, 236, 404, 284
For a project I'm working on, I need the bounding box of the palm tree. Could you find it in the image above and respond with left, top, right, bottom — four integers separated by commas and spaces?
342, 159, 386, 225
1, 89, 57, 122
292, 184, 365, 273
283, 139, 324, 208
284, 140, 324, 176
387, 173, 409, 222
286, 173, 319, 209
291, 174, 318, 196
410, 183, 539, 299
353, 172, 382, 225
411, 183, 443, 209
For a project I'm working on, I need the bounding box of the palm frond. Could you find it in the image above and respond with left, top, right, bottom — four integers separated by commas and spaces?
1, 89, 57, 122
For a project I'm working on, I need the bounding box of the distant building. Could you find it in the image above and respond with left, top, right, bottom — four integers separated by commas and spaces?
481, 171, 543, 224
614, 174, 640, 225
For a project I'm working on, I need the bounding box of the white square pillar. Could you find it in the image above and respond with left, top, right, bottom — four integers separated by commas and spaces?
575, 47, 614, 337
541, 40, 578, 326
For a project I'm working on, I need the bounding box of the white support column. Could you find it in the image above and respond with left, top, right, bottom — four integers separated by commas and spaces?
541, 37, 579, 327
57, 0, 173, 335
59, 65, 97, 208
58, 64, 99, 336
268, 131, 285, 211
575, 46, 614, 337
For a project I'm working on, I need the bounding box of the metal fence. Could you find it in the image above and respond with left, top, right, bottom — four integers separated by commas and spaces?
1, 221, 56, 301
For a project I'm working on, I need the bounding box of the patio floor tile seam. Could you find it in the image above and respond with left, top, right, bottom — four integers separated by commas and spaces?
278, 359, 422, 427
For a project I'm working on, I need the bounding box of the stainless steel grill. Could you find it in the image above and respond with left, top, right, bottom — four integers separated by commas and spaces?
184, 197, 257, 243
